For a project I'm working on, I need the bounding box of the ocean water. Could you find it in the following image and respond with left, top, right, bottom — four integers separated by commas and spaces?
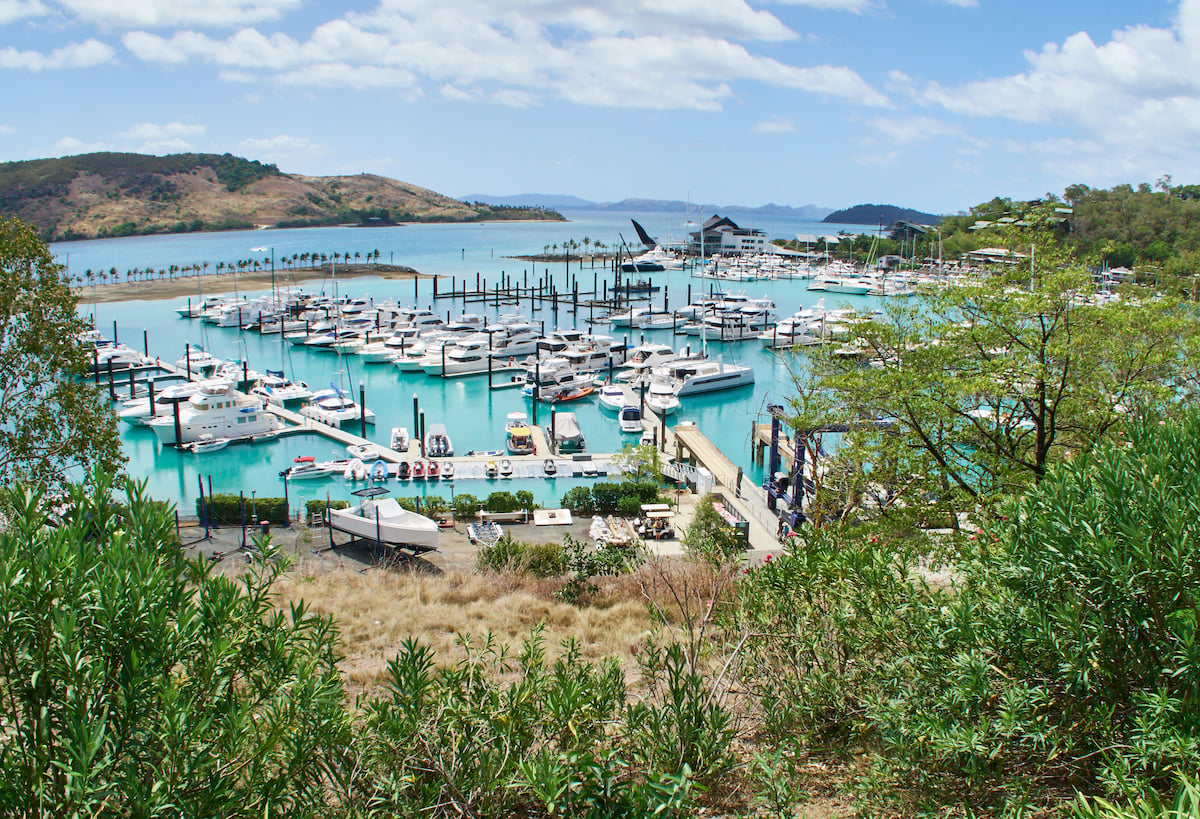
64, 212, 881, 513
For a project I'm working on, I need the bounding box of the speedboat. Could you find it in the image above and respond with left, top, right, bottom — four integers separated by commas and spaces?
425, 423, 453, 457
427, 460, 440, 480
618, 405, 643, 433
485, 460, 498, 478
326, 496, 439, 551
506, 424, 535, 456
644, 380, 681, 416
397, 461, 410, 481
186, 434, 229, 454
279, 457, 340, 481
597, 383, 626, 412
390, 426, 410, 451
440, 461, 454, 479
543, 459, 557, 476
499, 459, 513, 478
543, 384, 593, 404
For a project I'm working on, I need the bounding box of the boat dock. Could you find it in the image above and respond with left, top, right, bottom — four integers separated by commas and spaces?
99, 343, 788, 552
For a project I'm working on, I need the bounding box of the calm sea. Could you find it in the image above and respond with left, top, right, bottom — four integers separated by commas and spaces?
58, 211, 878, 513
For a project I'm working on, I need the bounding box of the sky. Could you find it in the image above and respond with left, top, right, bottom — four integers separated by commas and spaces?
0, 0, 1195, 214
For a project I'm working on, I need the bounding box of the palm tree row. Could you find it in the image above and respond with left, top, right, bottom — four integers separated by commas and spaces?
68, 249, 388, 288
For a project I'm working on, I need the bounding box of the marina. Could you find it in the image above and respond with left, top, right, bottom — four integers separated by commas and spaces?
68, 210, 905, 547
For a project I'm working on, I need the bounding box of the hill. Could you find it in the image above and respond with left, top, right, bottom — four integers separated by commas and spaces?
0, 153, 563, 241
461, 193, 833, 221
822, 203, 942, 226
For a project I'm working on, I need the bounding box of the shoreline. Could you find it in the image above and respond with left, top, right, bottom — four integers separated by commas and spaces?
72, 264, 426, 304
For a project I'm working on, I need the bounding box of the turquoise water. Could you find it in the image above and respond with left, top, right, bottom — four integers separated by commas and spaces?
68, 213, 881, 512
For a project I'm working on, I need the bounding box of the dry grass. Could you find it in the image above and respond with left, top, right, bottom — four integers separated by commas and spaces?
274, 566, 656, 694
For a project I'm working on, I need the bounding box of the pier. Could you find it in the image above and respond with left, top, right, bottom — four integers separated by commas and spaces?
98, 331, 789, 552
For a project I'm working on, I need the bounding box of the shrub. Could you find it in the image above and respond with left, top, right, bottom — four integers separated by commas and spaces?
0, 471, 350, 815
560, 486, 594, 515
616, 495, 643, 517
450, 493, 479, 520
305, 499, 348, 522
483, 491, 523, 513
198, 493, 289, 525
477, 535, 565, 577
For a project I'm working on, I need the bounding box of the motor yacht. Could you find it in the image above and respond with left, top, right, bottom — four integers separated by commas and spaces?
148, 381, 279, 445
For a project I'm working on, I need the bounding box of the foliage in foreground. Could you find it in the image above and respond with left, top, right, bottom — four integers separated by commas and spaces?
0, 471, 350, 817
733, 410, 1200, 815
0, 471, 730, 817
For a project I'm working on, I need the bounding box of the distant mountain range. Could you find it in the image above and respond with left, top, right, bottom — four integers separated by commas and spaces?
822, 203, 942, 226
0, 153, 563, 241
459, 194, 835, 222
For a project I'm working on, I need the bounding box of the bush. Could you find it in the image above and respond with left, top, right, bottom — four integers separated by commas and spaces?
305, 499, 348, 522
616, 495, 643, 517
733, 411, 1200, 814
592, 482, 624, 514
483, 491, 524, 513
477, 535, 565, 577
0, 471, 350, 815
199, 493, 289, 525
560, 486, 594, 515
451, 493, 480, 520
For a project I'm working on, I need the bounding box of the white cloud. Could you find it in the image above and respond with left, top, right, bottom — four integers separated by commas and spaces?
771, 0, 881, 12
754, 118, 796, 133
0, 38, 114, 70
54, 135, 110, 154
120, 0, 887, 111
238, 134, 321, 165
120, 121, 205, 153
934, 0, 977, 7
0, 0, 47, 24
56, 0, 300, 27
922, 0, 1200, 181
867, 115, 987, 148
0, 124, 14, 134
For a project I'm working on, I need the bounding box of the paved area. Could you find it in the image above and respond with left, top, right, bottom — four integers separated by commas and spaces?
177, 489, 782, 577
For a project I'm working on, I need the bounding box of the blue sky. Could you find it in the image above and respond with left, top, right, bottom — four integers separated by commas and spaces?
0, 0, 1192, 213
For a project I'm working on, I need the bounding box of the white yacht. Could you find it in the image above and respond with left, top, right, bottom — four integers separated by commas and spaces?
299, 387, 376, 426
421, 333, 493, 376
251, 370, 313, 406
148, 381, 279, 445
644, 380, 681, 415
655, 358, 755, 397
522, 357, 595, 398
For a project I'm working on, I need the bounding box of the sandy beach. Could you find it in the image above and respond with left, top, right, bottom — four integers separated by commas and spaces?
73, 264, 426, 304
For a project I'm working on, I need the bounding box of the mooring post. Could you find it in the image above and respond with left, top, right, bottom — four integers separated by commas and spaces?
359, 382, 367, 439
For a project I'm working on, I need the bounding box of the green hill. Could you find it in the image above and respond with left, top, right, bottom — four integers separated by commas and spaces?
823, 203, 942, 226
0, 152, 562, 241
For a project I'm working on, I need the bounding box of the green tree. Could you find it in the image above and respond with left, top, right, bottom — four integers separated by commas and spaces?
0, 219, 122, 488
612, 442, 663, 483
682, 494, 742, 563
797, 257, 1194, 519
0, 472, 350, 816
